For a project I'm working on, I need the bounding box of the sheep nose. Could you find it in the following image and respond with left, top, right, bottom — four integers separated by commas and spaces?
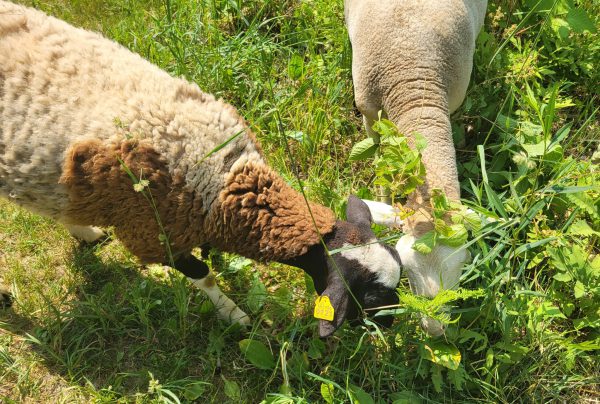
421, 317, 446, 337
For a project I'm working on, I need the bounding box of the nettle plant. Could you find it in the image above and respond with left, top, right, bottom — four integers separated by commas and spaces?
349, 117, 426, 203
349, 117, 482, 253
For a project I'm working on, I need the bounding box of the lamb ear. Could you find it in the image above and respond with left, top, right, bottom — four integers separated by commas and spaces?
346, 195, 373, 227
318, 277, 351, 338
360, 199, 403, 228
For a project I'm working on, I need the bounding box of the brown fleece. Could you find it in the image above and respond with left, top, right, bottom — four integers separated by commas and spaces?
59, 139, 204, 263
60, 139, 336, 265
209, 161, 336, 262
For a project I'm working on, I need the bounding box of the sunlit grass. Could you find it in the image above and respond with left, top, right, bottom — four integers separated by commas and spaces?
1, 0, 599, 402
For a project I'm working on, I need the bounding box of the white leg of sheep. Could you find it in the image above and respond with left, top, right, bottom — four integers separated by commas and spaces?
190, 275, 251, 326
64, 224, 106, 243
174, 254, 250, 326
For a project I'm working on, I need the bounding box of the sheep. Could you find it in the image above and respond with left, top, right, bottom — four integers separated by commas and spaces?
345, 0, 487, 335
0, 1, 402, 338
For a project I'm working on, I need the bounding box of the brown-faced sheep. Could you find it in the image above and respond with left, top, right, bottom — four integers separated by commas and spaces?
0, 1, 402, 337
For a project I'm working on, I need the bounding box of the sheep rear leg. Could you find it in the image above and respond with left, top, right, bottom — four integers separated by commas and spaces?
65, 224, 106, 243
174, 255, 251, 326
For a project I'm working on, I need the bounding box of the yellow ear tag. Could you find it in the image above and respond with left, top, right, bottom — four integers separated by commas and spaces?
314, 296, 335, 321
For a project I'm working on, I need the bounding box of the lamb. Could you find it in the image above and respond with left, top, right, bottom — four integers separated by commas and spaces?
0, 1, 402, 338
345, 0, 487, 335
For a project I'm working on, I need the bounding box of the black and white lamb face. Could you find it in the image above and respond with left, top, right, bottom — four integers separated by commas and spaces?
313, 196, 402, 338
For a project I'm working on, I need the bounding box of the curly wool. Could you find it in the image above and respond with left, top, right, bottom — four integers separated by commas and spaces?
0, 1, 336, 264
1, 1, 256, 217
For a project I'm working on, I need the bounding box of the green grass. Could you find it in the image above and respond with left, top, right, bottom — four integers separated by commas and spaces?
1, 0, 599, 402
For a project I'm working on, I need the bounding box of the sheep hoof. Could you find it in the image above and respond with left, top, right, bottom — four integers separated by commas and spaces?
0, 288, 13, 309
65, 224, 107, 244
224, 307, 252, 327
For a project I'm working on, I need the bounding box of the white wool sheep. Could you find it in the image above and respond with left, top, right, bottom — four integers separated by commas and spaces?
345, 0, 487, 335
0, 1, 402, 337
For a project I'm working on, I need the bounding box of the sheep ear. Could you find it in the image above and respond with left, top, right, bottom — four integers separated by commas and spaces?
360, 199, 403, 228
318, 275, 351, 338
346, 195, 373, 227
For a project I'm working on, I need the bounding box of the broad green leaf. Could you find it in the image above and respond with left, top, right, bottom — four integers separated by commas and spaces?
414, 132, 428, 152
519, 121, 543, 139
545, 144, 563, 162
208, 328, 225, 354
247, 277, 267, 313
536, 301, 567, 319
431, 189, 450, 217
320, 383, 335, 404
183, 382, 209, 401
447, 367, 466, 391
522, 141, 549, 157
568, 220, 599, 237
422, 341, 461, 370
496, 114, 519, 132
239, 339, 276, 370
372, 119, 399, 138
348, 137, 378, 161
494, 342, 529, 363
348, 384, 374, 404
431, 365, 443, 393
228, 257, 253, 272
551, 17, 571, 39
563, 302, 575, 317
413, 231, 436, 254
458, 329, 488, 353
591, 256, 600, 277
287, 53, 304, 80
222, 376, 241, 400
574, 281, 586, 299
566, 8, 597, 33
485, 348, 494, 368
452, 210, 482, 233
566, 193, 600, 220
553, 272, 572, 282
434, 218, 452, 236
439, 224, 468, 247
573, 315, 600, 330
390, 391, 423, 404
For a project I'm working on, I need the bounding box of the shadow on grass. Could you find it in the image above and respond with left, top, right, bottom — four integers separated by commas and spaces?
0, 241, 255, 399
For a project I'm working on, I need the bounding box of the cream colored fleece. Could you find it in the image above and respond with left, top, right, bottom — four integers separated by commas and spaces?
0, 1, 260, 221
0, 1, 336, 264
345, 0, 486, 212
346, 0, 487, 335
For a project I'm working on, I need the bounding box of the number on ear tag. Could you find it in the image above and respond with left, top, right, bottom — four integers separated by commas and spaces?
314, 295, 335, 321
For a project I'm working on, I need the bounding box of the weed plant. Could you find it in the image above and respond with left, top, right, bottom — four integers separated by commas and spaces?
1, 0, 599, 402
